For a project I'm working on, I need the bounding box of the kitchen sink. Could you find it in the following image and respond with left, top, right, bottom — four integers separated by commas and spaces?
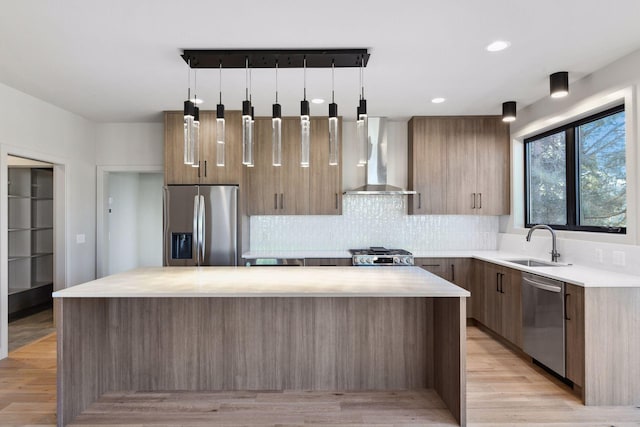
503, 258, 563, 267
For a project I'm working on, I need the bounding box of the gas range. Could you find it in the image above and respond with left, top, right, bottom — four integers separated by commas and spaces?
349, 247, 414, 266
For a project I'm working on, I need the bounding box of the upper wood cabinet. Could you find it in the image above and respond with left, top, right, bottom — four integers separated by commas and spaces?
164, 111, 242, 185
247, 116, 341, 216
408, 116, 510, 215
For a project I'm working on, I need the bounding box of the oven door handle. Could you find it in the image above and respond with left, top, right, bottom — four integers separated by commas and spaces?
522, 276, 562, 293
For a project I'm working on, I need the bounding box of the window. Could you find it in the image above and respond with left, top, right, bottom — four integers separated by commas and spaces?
525, 105, 626, 233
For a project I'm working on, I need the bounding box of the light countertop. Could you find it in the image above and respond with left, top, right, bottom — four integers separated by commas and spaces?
242, 250, 640, 288
52, 266, 470, 298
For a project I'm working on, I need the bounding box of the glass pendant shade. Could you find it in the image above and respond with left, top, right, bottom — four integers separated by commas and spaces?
328, 102, 339, 166
216, 104, 225, 167
272, 103, 282, 167
190, 106, 200, 167
183, 100, 195, 165
300, 100, 310, 167
248, 106, 255, 167
357, 100, 368, 166
241, 100, 252, 165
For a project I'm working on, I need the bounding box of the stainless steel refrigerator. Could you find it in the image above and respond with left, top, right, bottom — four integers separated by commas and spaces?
163, 185, 238, 266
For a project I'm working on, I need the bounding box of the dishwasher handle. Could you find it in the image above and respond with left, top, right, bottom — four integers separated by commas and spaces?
522, 276, 562, 293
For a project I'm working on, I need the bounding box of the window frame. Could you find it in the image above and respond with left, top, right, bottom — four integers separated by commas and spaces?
524, 104, 626, 234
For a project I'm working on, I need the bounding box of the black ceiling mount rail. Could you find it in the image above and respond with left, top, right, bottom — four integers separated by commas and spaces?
181, 49, 370, 69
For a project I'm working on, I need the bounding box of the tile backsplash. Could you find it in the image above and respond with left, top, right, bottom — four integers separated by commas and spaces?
250, 195, 499, 252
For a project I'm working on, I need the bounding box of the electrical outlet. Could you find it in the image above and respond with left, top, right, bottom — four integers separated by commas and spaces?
612, 251, 626, 266
76, 234, 86, 244
595, 248, 604, 263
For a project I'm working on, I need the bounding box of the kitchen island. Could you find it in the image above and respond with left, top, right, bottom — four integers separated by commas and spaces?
53, 266, 469, 426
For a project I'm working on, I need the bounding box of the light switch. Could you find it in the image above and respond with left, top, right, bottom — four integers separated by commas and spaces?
76, 234, 86, 244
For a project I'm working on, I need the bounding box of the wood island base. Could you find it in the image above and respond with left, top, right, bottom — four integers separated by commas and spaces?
56, 296, 466, 426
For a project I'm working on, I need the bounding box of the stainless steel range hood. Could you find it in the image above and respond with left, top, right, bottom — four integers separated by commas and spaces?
344, 117, 416, 195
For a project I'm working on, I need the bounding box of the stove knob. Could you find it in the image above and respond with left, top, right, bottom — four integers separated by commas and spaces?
393, 256, 400, 264
407, 257, 414, 265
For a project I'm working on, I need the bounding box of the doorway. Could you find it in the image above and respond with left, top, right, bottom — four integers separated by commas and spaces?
99, 171, 164, 276
6, 155, 56, 351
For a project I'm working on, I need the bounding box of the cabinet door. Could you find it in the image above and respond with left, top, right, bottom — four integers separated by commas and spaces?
164, 111, 200, 185
475, 117, 510, 215
446, 118, 477, 214
280, 118, 309, 214
500, 267, 522, 347
200, 111, 243, 185
449, 258, 473, 318
408, 118, 447, 214
565, 283, 584, 387
309, 117, 342, 215
482, 262, 502, 333
247, 118, 282, 215
415, 258, 451, 281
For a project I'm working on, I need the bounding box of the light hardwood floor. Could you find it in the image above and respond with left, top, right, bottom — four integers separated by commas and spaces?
1, 326, 639, 426
8, 308, 55, 352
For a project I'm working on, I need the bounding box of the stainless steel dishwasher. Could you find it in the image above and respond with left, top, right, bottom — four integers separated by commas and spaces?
521, 272, 565, 376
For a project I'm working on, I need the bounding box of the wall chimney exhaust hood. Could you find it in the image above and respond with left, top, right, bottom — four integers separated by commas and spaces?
344, 117, 416, 195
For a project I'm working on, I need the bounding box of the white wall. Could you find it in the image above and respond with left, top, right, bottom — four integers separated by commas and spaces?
95, 122, 164, 166
0, 81, 96, 359
501, 47, 640, 273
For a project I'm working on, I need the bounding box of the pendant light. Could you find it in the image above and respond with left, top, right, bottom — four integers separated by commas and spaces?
183, 59, 195, 165
191, 69, 200, 168
216, 62, 225, 167
328, 60, 339, 166
356, 57, 368, 166
272, 61, 282, 167
300, 57, 311, 168
502, 101, 516, 122
550, 71, 569, 98
242, 58, 253, 166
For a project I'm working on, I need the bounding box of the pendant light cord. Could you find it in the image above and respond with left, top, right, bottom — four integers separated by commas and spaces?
332, 60, 335, 103
245, 57, 249, 101
275, 61, 279, 103
303, 56, 307, 101
360, 57, 365, 100
193, 68, 197, 103
187, 58, 191, 101
219, 61, 223, 104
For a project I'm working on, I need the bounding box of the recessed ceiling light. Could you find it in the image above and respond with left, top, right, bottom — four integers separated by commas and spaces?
486, 40, 511, 52
311, 98, 325, 104
431, 97, 446, 104
190, 97, 204, 105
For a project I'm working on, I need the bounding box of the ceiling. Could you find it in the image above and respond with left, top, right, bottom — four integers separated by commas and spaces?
2, 0, 640, 123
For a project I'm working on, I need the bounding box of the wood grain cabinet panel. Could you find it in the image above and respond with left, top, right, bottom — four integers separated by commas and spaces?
247, 118, 282, 215
246, 117, 340, 215
408, 116, 510, 215
475, 261, 522, 348
164, 111, 242, 186
415, 258, 473, 318
408, 118, 448, 214
565, 283, 584, 387
310, 117, 342, 215
164, 111, 200, 185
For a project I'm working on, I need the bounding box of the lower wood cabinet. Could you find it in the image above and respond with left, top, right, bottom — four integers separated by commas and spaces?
565, 283, 585, 387
475, 261, 522, 348
416, 258, 473, 318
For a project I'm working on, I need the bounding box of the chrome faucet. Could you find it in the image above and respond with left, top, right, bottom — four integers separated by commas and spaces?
526, 225, 561, 262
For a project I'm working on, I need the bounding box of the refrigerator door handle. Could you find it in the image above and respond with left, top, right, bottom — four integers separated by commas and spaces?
199, 194, 205, 264
193, 195, 200, 264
